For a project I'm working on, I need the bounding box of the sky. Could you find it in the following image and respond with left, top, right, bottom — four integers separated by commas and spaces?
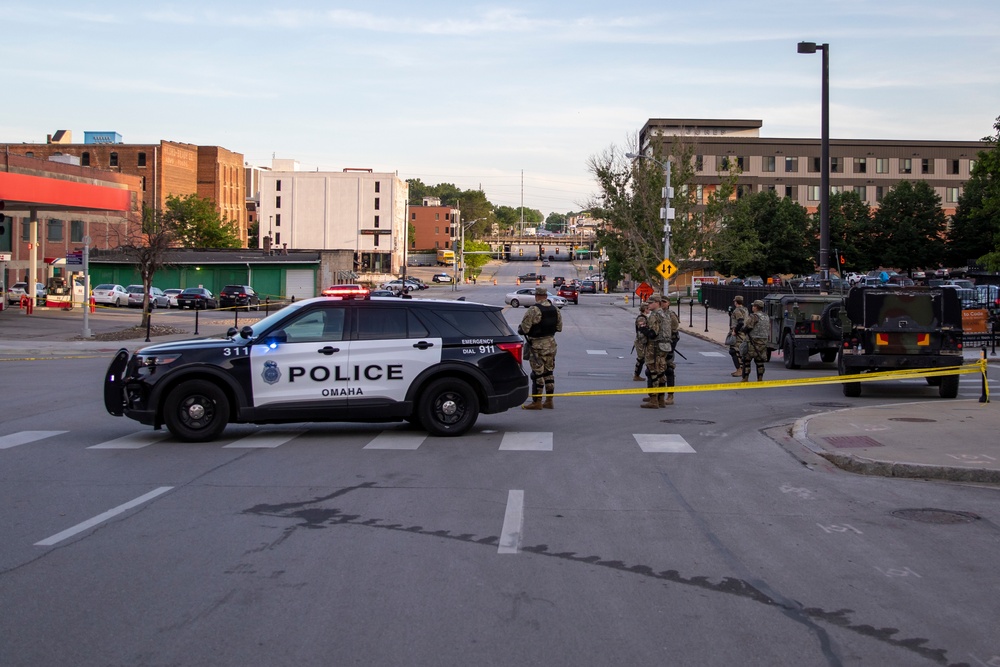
3, 1, 999, 218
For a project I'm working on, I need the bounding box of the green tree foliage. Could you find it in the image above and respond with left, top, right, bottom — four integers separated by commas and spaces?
825, 191, 874, 273
870, 180, 946, 274
163, 194, 241, 249
711, 191, 813, 277
950, 115, 1000, 270
460, 239, 492, 276
545, 212, 567, 232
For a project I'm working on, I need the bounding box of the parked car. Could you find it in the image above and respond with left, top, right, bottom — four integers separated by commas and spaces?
163, 288, 183, 308
432, 273, 454, 283
844, 272, 865, 286
579, 280, 597, 293
219, 285, 261, 310
552, 276, 565, 287
381, 279, 411, 294
504, 288, 567, 309
369, 289, 397, 297
557, 283, 579, 304
6, 281, 47, 305
402, 277, 428, 290
126, 285, 170, 308
92, 283, 129, 307
176, 287, 217, 309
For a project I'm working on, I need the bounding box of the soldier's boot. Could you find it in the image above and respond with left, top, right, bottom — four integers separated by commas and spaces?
522, 398, 543, 410
730, 369, 742, 377
632, 374, 644, 382
756, 368, 765, 382
542, 396, 554, 409
656, 394, 668, 408
641, 396, 661, 409
663, 393, 674, 406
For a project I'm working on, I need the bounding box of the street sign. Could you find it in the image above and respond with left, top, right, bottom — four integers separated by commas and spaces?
66, 251, 83, 265
656, 258, 678, 280
634, 282, 653, 300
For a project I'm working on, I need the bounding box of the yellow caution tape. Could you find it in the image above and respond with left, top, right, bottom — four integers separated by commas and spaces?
538, 359, 989, 398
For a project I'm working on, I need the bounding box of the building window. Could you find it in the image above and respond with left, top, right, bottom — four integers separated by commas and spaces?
785, 156, 798, 173
138, 152, 147, 167
109, 152, 118, 167
831, 157, 843, 173
275, 196, 281, 208
445, 226, 451, 235
809, 157, 821, 173
374, 198, 380, 210
445, 240, 449, 249
47, 219, 64, 242
830, 185, 843, 195
694, 155, 704, 171
373, 233, 379, 248
875, 186, 885, 202
374, 215, 380, 228
445, 213, 450, 220
435, 227, 439, 234
374, 181, 380, 193
853, 157, 867, 173
718, 156, 730, 171
785, 185, 797, 200
696, 184, 704, 204
763, 156, 775, 172
81, 152, 90, 167
141, 176, 146, 191
853, 186, 866, 200
276, 180, 281, 191
736, 156, 746, 171
808, 185, 821, 201
946, 187, 961, 203
948, 159, 960, 175
970, 159, 977, 172
275, 232, 280, 244
922, 158, 934, 174
411, 212, 416, 220
25, 152, 33, 158
275, 214, 281, 227
71, 220, 84, 242
434, 241, 439, 249
900, 158, 912, 174
763, 184, 776, 192
435, 213, 440, 220
876, 158, 889, 174
21, 221, 30, 241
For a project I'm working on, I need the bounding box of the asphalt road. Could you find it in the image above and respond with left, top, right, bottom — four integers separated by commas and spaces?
2, 262, 999, 666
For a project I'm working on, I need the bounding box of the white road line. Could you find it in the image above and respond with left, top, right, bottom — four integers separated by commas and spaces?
499, 432, 553, 451
363, 432, 427, 450
498, 489, 524, 554
633, 434, 696, 453
34, 486, 174, 547
88, 431, 171, 449
224, 430, 305, 448
699, 351, 726, 357
586, 350, 608, 355
0, 431, 67, 450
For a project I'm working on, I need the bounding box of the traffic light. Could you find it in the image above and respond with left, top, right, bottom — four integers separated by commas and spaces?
839, 253, 846, 265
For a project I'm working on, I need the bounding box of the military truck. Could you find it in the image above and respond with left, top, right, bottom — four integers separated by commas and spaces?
763, 293, 844, 369
838, 286, 964, 398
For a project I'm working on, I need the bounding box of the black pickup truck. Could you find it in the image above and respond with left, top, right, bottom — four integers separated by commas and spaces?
518, 272, 546, 282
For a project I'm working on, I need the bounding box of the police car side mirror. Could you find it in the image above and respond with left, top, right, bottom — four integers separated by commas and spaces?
226, 327, 239, 339
240, 326, 253, 340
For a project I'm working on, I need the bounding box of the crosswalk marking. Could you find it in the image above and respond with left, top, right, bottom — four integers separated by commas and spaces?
0, 430, 67, 450
586, 350, 608, 355
363, 432, 427, 450
88, 431, 171, 449
633, 434, 695, 453
700, 351, 727, 357
499, 431, 553, 451
224, 430, 305, 448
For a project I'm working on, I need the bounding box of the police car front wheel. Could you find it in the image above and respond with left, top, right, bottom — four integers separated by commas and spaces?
417, 378, 479, 437
164, 379, 231, 442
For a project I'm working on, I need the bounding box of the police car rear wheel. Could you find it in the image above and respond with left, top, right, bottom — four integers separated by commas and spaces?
164, 380, 230, 442
418, 378, 478, 437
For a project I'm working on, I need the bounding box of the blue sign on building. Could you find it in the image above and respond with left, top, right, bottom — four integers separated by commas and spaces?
84, 131, 123, 145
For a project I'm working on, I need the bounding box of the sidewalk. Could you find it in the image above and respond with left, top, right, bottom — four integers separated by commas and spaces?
625, 297, 1000, 484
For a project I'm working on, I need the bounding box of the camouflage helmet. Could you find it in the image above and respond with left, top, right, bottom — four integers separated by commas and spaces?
648, 292, 663, 302
534, 286, 548, 296
752, 299, 765, 308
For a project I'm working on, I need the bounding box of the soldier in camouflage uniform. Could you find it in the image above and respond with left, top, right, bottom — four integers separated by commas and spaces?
740, 299, 770, 382
660, 294, 680, 404
632, 302, 650, 381
728, 295, 749, 376
639, 293, 678, 408
519, 286, 563, 409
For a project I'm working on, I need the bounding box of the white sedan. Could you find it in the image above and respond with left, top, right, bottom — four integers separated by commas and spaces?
92, 283, 129, 307
505, 287, 567, 309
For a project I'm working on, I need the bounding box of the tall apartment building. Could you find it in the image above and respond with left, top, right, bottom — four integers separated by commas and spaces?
256, 160, 408, 274
0, 131, 248, 246
638, 119, 988, 217
409, 197, 461, 251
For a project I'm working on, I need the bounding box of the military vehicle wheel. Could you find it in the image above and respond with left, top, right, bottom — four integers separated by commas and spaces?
164, 380, 230, 442
926, 377, 942, 386
939, 374, 959, 398
842, 373, 862, 397
820, 302, 843, 339
820, 349, 838, 363
783, 337, 799, 369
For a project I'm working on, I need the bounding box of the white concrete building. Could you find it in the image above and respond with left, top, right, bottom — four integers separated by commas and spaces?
256, 159, 409, 274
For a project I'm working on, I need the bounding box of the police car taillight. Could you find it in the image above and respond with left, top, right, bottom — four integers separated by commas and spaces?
497, 341, 523, 364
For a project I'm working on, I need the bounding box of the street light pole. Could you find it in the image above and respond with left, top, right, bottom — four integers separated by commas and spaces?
625, 152, 673, 296
798, 40, 831, 292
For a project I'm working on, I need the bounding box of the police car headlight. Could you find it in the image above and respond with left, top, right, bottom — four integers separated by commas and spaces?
138, 354, 181, 368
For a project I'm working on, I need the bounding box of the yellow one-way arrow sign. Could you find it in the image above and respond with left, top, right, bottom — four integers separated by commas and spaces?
656, 258, 678, 280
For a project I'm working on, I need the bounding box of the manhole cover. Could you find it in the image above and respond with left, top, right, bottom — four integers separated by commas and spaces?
888, 417, 937, 423
809, 402, 851, 409
660, 419, 715, 425
891, 509, 980, 524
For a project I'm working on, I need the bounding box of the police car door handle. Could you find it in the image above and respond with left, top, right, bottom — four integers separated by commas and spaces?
413, 341, 434, 349
317, 346, 341, 355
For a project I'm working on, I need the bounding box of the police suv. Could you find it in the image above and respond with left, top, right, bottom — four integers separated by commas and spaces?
104, 295, 530, 441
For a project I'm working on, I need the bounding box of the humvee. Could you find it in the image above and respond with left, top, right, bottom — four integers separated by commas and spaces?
763, 293, 844, 369
838, 286, 964, 398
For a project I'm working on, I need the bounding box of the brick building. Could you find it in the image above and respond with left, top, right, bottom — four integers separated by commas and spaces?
1, 131, 248, 246
409, 197, 461, 251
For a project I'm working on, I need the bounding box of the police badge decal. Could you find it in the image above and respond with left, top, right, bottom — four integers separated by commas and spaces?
262, 360, 281, 385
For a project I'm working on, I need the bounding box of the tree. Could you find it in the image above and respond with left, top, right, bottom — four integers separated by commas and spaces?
114, 205, 178, 327
871, 180, 946, 274
711, 190, 813, 277
163, 194, 241, 249
950, 114, 1000, 271
545, 212, 567, 232
460, 239, 492, 277
825, 191, 874, 273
